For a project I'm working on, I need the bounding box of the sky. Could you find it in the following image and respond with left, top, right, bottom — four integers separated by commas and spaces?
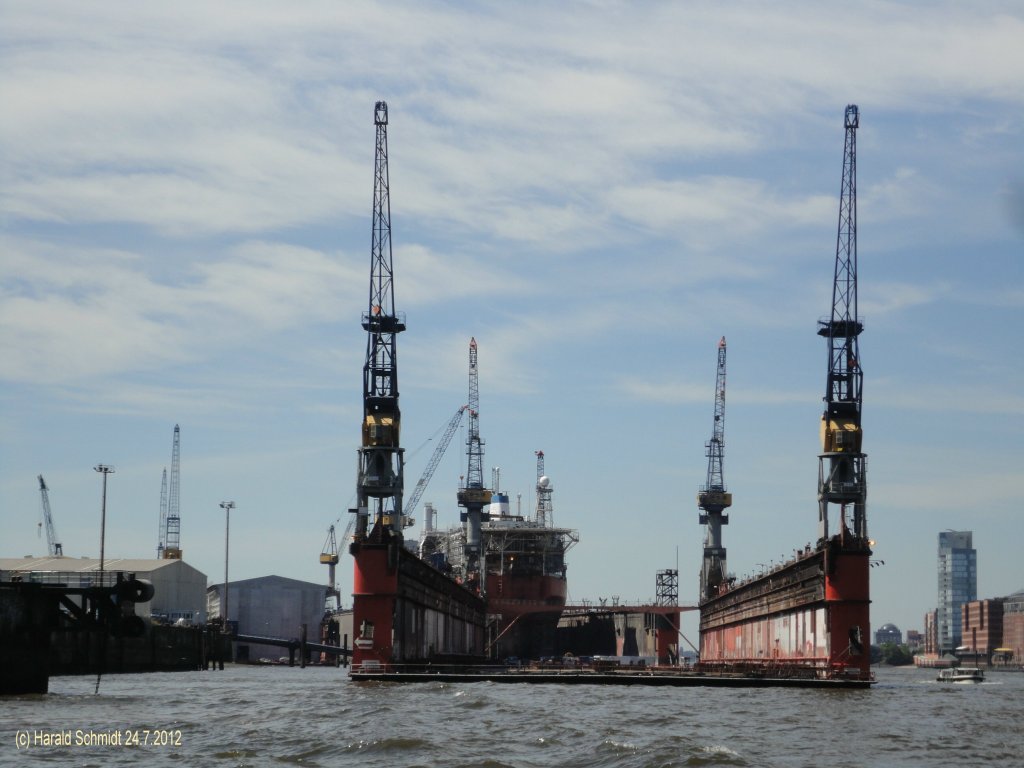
2, 0, 1022, 646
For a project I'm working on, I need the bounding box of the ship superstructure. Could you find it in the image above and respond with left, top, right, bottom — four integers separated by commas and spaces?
483, 453, 578, 659
698, 105, 872, 681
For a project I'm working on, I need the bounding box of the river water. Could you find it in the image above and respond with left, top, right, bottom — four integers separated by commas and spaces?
3, 665, 1021, 767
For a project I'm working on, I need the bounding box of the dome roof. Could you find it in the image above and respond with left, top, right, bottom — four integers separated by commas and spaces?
878, 623, 900, 631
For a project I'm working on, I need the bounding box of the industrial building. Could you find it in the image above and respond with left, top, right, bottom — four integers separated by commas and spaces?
0, 556, 207, 623
207, 575, 326, 663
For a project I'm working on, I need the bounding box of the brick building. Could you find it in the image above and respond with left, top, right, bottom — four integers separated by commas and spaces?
961, 598, 1003, 663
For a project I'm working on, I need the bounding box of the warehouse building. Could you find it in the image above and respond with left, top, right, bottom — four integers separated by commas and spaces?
0, 556, 207, 623
207, 575, 326, 662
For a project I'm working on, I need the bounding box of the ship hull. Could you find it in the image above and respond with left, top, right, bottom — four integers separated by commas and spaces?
486, 572, 566, 660
698, 540, 871, 680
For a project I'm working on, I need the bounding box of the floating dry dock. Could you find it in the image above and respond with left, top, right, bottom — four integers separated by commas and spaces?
350, 666, 873, 689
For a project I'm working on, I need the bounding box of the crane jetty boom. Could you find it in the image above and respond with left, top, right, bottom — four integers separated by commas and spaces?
697, 105, 873, 684
37, 476, 63, 557
349, 102, 486, 673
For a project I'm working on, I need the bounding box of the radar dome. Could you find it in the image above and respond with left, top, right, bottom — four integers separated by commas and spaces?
538, 475, 550, 488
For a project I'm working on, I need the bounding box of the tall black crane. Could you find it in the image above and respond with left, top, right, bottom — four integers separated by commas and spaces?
354, 101, 406, 544
817, 104, 867, 547
457, 338, 491, 577
697, 337, 732, 601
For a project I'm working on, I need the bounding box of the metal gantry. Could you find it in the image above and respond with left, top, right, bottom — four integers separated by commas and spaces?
354, 100, 406, 543
817, 104, 868, 546
697, 337, 732, 601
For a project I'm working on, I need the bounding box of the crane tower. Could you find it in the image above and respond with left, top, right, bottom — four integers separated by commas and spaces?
352, 100, 406, 545
163, 425, 183, 559
457, 338, 491, 578
817, 104, 868, 547
698, 337, 732, 601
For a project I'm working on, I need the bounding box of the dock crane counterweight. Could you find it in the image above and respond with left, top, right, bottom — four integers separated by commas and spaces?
817, 104, 868, 548
37, 475, 63, 557
352, 100, 406, 546
697, 337, 732, 601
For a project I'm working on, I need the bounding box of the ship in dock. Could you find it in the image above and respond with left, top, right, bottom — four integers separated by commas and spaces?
697, 105, 872, 683
419, 454, 579, 661
347, 103, 582, 672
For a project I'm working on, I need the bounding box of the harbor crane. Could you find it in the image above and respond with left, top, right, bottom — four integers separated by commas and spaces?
817, 104, 868, 548
457, 338, 491, 580
162, 425, 183, 559
156, 468, 168, 558
405, 405, 468, 519
351, 100, 406, 546
320, 525, 340, 610
37, 475, 63, 557
697, 337, 732, 601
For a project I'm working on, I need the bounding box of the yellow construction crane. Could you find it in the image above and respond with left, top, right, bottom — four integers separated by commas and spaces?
320, 525, 340, 610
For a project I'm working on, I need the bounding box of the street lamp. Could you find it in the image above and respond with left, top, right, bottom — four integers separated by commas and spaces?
94, 465, 115, 579
219, 501, 235, 633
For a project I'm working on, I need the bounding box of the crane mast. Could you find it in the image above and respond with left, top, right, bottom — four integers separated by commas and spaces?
163, 424, 183, 559
457, 337, 491, 578
698, 337, 732, 601
37, 475, 63, 557
156, 467, 168, 558
353, 101, 406, 544
817, 104, 867, 547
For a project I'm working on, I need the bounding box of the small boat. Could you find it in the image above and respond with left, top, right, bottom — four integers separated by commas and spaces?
937, 667, 984, 684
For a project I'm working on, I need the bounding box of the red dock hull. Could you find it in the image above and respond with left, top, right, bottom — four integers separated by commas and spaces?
698, 543, 871, 680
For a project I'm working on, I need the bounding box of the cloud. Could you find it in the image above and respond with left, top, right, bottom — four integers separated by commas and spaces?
0, 237, 362, 385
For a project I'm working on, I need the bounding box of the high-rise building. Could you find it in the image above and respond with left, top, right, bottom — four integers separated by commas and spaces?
937, 530, 977, 653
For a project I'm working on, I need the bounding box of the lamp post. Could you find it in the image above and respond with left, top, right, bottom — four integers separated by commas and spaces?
219, 501, 235, 633
94, 465, 115, 579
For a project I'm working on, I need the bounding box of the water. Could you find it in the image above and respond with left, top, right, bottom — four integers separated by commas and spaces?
3, 665, 1021, 767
